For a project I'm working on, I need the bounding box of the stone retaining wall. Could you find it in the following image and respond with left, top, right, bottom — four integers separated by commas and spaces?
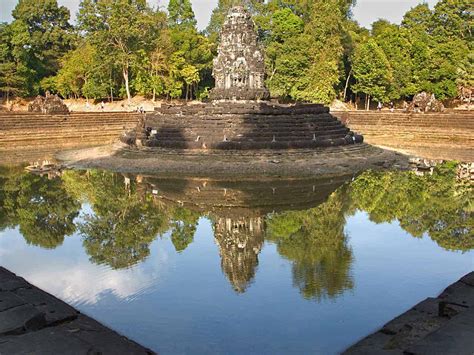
333, 111, 474, 162
2, 110, 472, 163
0, 112, 140, 152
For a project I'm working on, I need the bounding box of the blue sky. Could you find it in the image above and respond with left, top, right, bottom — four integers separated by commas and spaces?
1, 0, 438, 30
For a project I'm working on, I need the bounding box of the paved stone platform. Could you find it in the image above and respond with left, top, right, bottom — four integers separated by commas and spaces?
344, 272, 474, 354
0, 267, 154, 354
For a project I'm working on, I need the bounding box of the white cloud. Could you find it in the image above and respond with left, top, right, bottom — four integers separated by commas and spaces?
0, 230, 169, 306
27, 261, 161, 305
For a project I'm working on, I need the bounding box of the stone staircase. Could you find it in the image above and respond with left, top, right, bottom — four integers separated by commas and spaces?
333, 111, 474, 162
132, 103, 362, 150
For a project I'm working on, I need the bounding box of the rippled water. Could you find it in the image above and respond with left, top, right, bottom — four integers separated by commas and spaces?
0, 164, 472, 354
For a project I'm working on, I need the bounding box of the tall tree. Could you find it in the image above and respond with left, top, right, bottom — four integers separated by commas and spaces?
54, 42, 110, 100
168, 0, 212, 99
0, 23, 28, 102
78, 0, 164, 101
352, 39, 393, 108
265, 8, 308, 99
10, 0, 74, 94
168, 0, 197, 28
372, 20, 416, 99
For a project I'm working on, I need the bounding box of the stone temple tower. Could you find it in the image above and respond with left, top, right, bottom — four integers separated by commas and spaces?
210, 6, 270, 101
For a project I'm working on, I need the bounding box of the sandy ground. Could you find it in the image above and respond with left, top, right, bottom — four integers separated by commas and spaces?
1, 97, 471, 112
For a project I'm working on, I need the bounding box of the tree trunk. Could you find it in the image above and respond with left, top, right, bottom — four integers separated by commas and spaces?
6, 90, 9, 105
153, 88, 156, 102
366, 95, 371, 111
343, 70, 352, 102
123, 66, 131, 102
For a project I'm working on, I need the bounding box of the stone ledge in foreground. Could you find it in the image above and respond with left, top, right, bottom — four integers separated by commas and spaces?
0, 266, 154, 354
344, 272, 474, 355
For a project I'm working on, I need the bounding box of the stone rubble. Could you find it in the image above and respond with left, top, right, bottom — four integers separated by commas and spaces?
28, 92, 69, 114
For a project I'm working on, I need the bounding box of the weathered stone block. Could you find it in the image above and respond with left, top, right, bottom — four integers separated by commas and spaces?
15, 287, 78, 325
0, 304, 46, 335
0, 292, 26, 312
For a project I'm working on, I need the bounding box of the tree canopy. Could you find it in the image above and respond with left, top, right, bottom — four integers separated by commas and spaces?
0, 0, 471, 105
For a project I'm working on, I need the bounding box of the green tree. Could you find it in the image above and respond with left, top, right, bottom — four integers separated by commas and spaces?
168, 0, 197, 28
400, 4, 433, 95
255, 0, 355, 103
265, 8, 308, 99
78, 0, 164, 101
297, 0, 350, 103
168, 0, 213, 99
352, 39, 393, 108
10, 0, 74, 94
131, 27, 173, 100
54, 42, 109, 99
0, 23, 28, 102
427, 0, 471, 99
372, 20, 416, 99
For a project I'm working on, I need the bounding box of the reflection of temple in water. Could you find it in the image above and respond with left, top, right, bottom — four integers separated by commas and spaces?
134, 174, 352, 293
214, 216, 265, 293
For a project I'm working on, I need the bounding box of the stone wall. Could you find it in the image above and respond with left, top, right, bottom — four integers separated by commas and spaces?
333, 111, 474, 162
0, 112, 139, 164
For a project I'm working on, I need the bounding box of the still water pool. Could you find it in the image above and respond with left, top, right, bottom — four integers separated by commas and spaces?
0, 164, 472, 354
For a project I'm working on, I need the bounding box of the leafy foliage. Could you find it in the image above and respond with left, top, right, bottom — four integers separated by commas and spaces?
352, 39, 393, 103
0, 0, 470, 103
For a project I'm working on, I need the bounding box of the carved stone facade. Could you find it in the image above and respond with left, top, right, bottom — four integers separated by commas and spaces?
210, 6, 270, 101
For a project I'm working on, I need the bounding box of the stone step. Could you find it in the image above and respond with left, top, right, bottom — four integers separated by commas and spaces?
146, 138, 353, 150
0, 119, 137, 127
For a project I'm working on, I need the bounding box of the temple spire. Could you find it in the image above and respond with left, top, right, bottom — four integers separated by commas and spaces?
210, 6, 270, 101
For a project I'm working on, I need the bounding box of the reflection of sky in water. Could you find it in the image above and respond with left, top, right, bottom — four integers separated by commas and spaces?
1, 211, 472, 354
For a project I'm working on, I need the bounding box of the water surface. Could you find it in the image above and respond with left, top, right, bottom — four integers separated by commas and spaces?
0, 164, 472, 354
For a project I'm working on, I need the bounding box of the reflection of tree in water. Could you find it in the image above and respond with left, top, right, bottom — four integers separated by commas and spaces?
0, 169, 79, 248
266, 189, 354, 301
0, 161, 471, 302
213, 216, 265, 293
349, 162, 473, 252
64, 170, 171, 269
170, 207, 200, 252
0, 168, 16, 232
